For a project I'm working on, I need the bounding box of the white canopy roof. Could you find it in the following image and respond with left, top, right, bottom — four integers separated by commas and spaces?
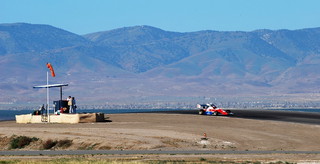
33, 84, 68, 88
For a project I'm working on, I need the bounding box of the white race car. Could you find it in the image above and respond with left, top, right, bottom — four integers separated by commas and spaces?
197, 103, 233, 116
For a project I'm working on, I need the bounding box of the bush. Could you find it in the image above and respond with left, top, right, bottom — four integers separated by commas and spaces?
0, 160, 19, 164
57, 139, 73, 148
10, 136, 39, 149
42, 139, 57, 149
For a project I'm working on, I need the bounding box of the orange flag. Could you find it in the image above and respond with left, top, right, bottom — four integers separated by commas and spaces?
46, 63, 56, 77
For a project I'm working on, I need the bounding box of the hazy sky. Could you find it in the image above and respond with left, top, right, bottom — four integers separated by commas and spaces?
1, 0, 320, 34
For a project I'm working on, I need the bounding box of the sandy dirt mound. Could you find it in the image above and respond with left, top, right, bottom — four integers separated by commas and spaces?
0, 113, 319, 151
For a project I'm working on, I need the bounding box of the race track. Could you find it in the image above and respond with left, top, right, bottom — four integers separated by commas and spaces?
1, 150, 319, 156
155, 109, 320, 125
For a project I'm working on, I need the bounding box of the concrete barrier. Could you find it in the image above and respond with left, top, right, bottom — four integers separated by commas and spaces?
15, 113, 105, 124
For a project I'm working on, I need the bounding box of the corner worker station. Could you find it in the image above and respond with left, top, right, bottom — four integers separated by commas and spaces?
15, 63, 105, 124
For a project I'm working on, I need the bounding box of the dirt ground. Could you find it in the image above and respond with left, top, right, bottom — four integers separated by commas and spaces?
0, 113, 319, 162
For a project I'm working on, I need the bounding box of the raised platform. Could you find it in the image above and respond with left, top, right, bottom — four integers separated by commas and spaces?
15, 113, 105, 124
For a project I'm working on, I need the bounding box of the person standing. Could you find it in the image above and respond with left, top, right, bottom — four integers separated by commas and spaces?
72, 97, 76, 113
67, 96, 73, 113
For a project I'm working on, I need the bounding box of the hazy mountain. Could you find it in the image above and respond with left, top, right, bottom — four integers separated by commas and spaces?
0, 23, 89, 55
84, 26, 189, 73
1, 23, 320, 106
254, 28, 320, 60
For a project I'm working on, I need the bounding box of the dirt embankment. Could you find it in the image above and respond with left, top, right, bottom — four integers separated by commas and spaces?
0, 113, 319, 152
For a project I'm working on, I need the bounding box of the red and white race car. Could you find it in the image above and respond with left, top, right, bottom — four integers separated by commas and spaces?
197, 103, 233, 116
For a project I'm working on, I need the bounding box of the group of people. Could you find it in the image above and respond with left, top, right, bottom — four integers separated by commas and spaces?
33, 97, 77, 115
67, 96, 77, 113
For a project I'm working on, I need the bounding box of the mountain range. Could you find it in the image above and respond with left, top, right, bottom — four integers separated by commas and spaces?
0, 23, 320, 107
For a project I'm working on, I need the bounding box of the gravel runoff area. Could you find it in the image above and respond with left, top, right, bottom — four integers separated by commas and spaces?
0, 112, 319, 163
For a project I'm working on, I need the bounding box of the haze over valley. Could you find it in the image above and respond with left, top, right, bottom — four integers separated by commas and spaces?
1, 23, 320, 109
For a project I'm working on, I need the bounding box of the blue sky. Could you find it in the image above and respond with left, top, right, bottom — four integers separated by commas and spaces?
1, 0, 320, 34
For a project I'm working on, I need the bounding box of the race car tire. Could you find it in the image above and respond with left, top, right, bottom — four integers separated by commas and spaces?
199, 110, 205, 115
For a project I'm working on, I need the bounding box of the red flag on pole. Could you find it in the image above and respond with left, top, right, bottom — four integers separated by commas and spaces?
46, 63, 55, 77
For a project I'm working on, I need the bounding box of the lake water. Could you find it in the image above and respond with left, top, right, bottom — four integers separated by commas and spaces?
0, 108, 319, 121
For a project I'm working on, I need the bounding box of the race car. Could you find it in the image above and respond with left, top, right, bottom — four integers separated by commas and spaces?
197, 103, 233, 116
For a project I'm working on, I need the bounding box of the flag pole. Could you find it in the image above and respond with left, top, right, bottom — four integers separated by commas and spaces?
47, 71, 50, 122
45, 63, 55, 123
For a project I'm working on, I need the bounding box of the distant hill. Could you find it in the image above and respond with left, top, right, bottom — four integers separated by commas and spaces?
1, 23, 320, 107
0, 23, 89, 55
84, 25, 188, 73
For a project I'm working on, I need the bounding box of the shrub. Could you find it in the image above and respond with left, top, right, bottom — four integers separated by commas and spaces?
10, 136, 39, 149
42, 139, 57, 149
57, 139, 73, 148
0, 160, 20, 164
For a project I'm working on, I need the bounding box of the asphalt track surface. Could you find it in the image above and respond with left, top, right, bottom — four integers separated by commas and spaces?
1, 109, 319, 156
154, 109, 320, 125
1, 150, 320, 156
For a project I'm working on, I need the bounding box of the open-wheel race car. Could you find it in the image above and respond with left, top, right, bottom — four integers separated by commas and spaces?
197, 103, 233, 116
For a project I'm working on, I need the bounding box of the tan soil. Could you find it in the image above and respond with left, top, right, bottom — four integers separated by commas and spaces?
0, 113, 319, 162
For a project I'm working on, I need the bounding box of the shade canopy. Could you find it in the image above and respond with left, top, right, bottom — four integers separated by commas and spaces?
33, 84, 68, 88
33, 83, 69, 101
